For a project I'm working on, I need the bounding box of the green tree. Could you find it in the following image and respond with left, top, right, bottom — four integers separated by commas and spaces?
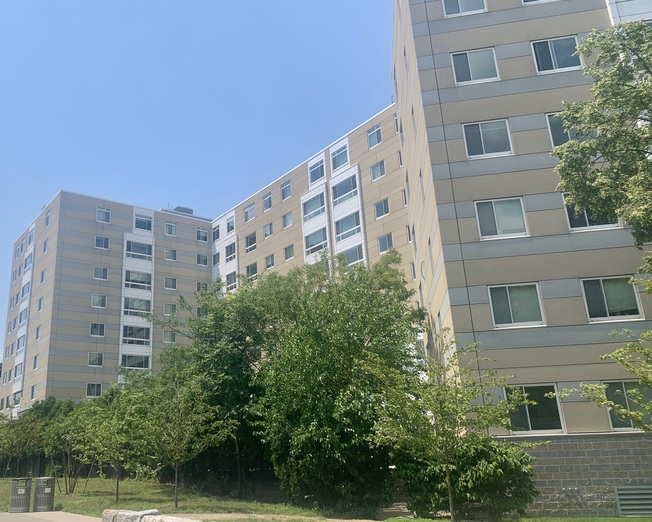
255, 252, 423, 516
373, 334, 535, 521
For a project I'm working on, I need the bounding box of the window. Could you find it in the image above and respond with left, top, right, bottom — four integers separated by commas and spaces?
126, 240, 152, 260
476, 198, 527, 238
121, 354, 150, 368
246, 263, 258, 281
303, 193, 326, 222
443, 0, 485, 15
197, 281, 208, 292
546, 114, 596, 147
164, 277, 177, 290
197, 254, 208, 266
226, 216, 235, 233
565, 199, 617, 230
88, 352, 104, 367
38, 298, 43, 312
124, 297, 151, 316
605, 381, 652, 429
489, 284, 543, 326
225, 242, 236, 262
264, 222, 273, 238
93, 266, 108, 280
90, 323, 105, 337
33, 354, 38, 369
17, 335, 25, 353
96, 207, 111, 223
24, 253, 33, 271
91, 294, 107, 308
532, 36, 581, 73
371, 160, 386, 181
165, 222, 177, 236
410, 262, 417, 280
86, 383, 102, 398
332, 176, 357, 206
452, 48, 498, 84
375, 199, 390, 218
265, 254, 275, 269
281, 181, 291, 200
21, 282, 30, 300
335, 212, 361, 242
378, 233, 394, 253
19, 309, 28, 326
14, 363, 23, 380
163, 330, 176, 344
9, 297, 13, 309
125, 270, 151, 290
398, 150, 403, 167
341, 244, 364, 266
164, 303, 177, 316
244, 204, 255, 223
282, 211, 293, 229
225, 272, 237, 291
368, 123, 382, 148
262, 192, 272, 211
284, 244, 295, 261
122, 326, 150, 345
212, 225, 220, 241
331, 146, 348, 170
507, 385, 562, 431
45, 210, 51, 227
192, 228, 207, 243
309, 160, 325, 184
43, 239, 48, 253
305, 228, 328, 255
582, 277, 640, 321
463, 120, 512, 158
164, 248, 177, 261
135, 214, 152, 231
40, 269, 46, 283
95, 236, 109, 249
245, 232, 257, 253
213, 252, 220, 265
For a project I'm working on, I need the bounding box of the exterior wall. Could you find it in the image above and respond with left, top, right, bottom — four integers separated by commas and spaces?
606, 0, 652, 23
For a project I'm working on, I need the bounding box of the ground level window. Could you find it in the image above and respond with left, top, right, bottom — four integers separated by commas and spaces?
605, 381, 652, 429
507, 385, 562, 431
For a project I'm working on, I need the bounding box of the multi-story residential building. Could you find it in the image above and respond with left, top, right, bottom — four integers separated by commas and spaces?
2, 0, 651, 515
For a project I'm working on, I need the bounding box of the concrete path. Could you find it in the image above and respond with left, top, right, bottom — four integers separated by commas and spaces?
0, 513, 100, 522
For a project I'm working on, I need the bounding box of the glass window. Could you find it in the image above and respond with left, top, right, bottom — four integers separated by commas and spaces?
225, 271, 237, 291
163, 330, 176, 344
124, 297, 151, 316
262, 192, 272, 211
93, 266, 108, 280
95, 236, 109, 249
303, 193, 326, 222
213, 252, 220, 265
284, 244, 295, 261
125, 270, 151, 290
197, 254, 208, 266
463, 120, 512, 157
452, 48, 498, 84
90, 323, 105, 337
245, 232, 257, 253
565, 198, 617, 230
197, 281, 208, 292
331, 146, 348, 170
371, 160, 386, 181
605, 381, 652, 429
40, 269, 46, 284
45, 210, 51, 227
341, 244, 364, 266
368, 124, 382, 148
225, 242, 236, 262
305, 228, 328, 255
335, 212, 361, 242
135, 214, 152, 231
164, 277, 177, 290
24, 253, 33, 271
265, 254, 275, 269
375, 199, 390, 218
309, 160, 325, 184
244, 204, 255, 223
165, 222, 177, 236
476, 198, 527, 238
38, 297, 43, 311
226, 216, 235, 233
122, 327, 150, 346
21, 282, 30, 300
507, 385, 562, 431
582, 277, 640, 320
164, 303, 177, 316
91, 294, 107, 308
489, 284, 543, 326
246, 262, 258, 280
547, 114, 596, 147
126, 240, 152, 260
197, 227, 208, 242
263, 222, 273, 238
88, 352, 104, 367
18, 309, 28, 326
212, 225, 220, 241
43, 239, 48, 253
332, 176, 358, 206
96, 207, 111, 223
121, 353, 150, 367
282, 211, 293, 229
443, 0, 485, 16
378, 233, 394, 253
532, 36, 581, 72
164, 248, 177, 261
86, 383, 102, 398
281, 181, 291, 200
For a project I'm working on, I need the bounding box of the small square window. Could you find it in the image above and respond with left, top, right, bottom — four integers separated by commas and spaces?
264, 222, 273, 238
284, 244, 294, 261
86, 383, 102, 398
245, 232, 257, 253
196, 281, 208, 292
244, 204, 256, 223
197, 254, 208, 266
246, 262, 258, 281
309, 160, 325, 184
91, 294, 107, 308
282, 211, 293, 229
368, 123, 382, 148
225, 242, 236, 262
463, 120, 512, 158
532, 36, 581, 73
164, 303, 177, 316
165, 222, 177, 236
163, 330, 177, 344
263, 192, 272, 211
375, 199, 390, 219
88, 352, 104, 367
90, 323, 105, 337
95, 236, 109, 249
164, 248, 177, 261
582, 277, 640, 321
197, 228, 208, 242
135, 214, 152, 231
96, 207, 111, 223
265, 254, 275, 269
331, 146, 348, 170
371, 160, 386, 181
164, 277, 177, 290
489, 284, 543, 327
378, 233, 394, 254
281, 181, 291, 200
93, 266, 108, 280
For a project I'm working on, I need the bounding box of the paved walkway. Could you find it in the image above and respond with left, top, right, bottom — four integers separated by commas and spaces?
0, 513, 100, 522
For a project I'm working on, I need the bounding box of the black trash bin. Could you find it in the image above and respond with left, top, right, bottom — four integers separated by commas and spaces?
9, 477, 32, 513
33, 477, 55, 512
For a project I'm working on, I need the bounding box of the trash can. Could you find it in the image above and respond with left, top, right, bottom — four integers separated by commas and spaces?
9, 477, 32, 513
33, 477, 55, 512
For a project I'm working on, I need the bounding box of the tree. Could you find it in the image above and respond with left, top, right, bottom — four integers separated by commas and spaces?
255, 252, 423, 516
373, 334, 536, 521
554, 21, 652, 288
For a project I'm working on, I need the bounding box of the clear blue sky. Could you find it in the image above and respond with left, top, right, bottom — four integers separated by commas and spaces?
0, 1, 394, 339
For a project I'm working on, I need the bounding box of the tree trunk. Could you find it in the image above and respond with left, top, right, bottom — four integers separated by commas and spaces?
235, 437, 243, 498
115, 464, 120, 502
174, 463, 179, 509
445, 464, 455, 522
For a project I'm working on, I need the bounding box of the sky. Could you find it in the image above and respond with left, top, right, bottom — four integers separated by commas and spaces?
0, 1, 395, 339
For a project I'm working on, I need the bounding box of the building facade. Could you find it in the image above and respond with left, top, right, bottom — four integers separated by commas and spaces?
2, 0, 652, 515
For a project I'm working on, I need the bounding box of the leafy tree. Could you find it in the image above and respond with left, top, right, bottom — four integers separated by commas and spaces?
373, 334, 535, 521
255, 252, 423, 516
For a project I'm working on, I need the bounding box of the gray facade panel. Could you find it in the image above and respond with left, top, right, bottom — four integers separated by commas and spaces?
448, 152, 557, 178
539, 278, 583, 299
523, 192, 563, 212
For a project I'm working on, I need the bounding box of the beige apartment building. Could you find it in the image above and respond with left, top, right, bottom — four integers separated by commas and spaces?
3, 0, 652, 515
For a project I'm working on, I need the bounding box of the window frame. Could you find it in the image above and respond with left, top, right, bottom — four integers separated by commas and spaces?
371, 160, 386, 181
563, 194, 619, 231
281, 180, 291, 200
262, 192, 272, 211
96, 207, 111, 224
245, 232, 257, 253
91, 294, 107, 308
123, 297, 151, 316
225, 242, 236, 262
475, 197, 528, 239
443, 0, 486, 17
196, 227, 208, 242
126, 240, 152, 261
451, 47, 499, 85
335, 212, 362, 242
121, 354, 150, 368
225, 272, 237, 291
125, 270, 151, 290
506, 384, 564, 433
164, 248, 177, 261
164, 277, 177, 290
86, 383, 102, 398
135, 214, 152, 231
303, 193, 326, 222
305, 228, 328, 256
244, 203, 256, 223
88, 352, 104, 367
246, 262, 258, 281
341, 244, 364, 266
164, 303, 177, 316
263, 222, 273, 238
89, 323, 105, 337
378, 233, 394, 254
488, 283, 544, 328
463, 119, 513, 158
122, 326, 151, 346
265, 254, 275, 269
331, 146, 348, 171
375, 198, 390, 219
581, 276, 642, 322
94, 236, 109, 250
165, 222, 177, 237
332, 175, 358, 206
368, 123, 382, 148
532, 35, 582, 74
284, 244, 295, 261
93, 266, 108, 280
196, 253, 209, 266
282, 211, 293, 229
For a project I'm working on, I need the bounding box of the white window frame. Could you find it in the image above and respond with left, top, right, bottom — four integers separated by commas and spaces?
305, 228, 328, 256
125, 270, 151, 290
90, 323, 105, 337
164, 248, 177, 261
488, 283, 545, 328
225, 272, 237, 292
375, 198, 390, 219
341, 244, 364, 266
563, 194, 619, 231
95, 236, 109, 250
196, 254, 208, 266
164, 277, 177, 290
93, 266, 108, 280
303, 193, 326, 222
463, 120, 513, 158
225, 242, 236, 262
451, 48, 499, 85
331, 146, 348, 171
378, 233, 393, 254
124, 297, 151, 316
86, 383, 102, 398
121, 353, 150, 368
88, 352, 104, 367
309, 160, 325, 184
246, 262, 258, 281
245, 232, 257, 253
581, 276, 642, 322
226, 216, 235, 233
475, 198, 528, 239
135, 214, 152, 231
506, 384, 564, 433
196, 227, 208, 242
244, 203, 255, 223
284, 244, 294, 261
532, 36, 582, 74
282, 211, 293, 229
126, 240, 152, 261
263, 222, 273, 238
91, 294, 107, 308
265, 254, 275, 269
122, 327, 150, 346
371, 160, 386, 181
165, 222, 177, 236
281, 180, 291, 200
335, 212, 362, 242
262, 192, 272, 211
443, 0, 486, 17
368, 123, 382, 148
332, 175, 358, 206
96, 207, 111, 223
164, 303, 177, 316
163, 330, 177, 344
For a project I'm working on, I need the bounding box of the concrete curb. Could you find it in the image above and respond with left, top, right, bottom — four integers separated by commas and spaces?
102, 511, 197, 522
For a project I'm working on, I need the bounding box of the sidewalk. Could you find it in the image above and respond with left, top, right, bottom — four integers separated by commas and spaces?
0, 513, 100, 522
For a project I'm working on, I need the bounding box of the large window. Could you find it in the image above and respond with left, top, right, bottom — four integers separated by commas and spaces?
281, 181, 291, 200
244, 204, 255, 222
332, 176, 357, 206
582, 277, 640, 321
245, 232, 257, 253
489, 284, 543, 326
378, 233, 393, 253
125, 270, 151, 290
476, 198, 527, 238
463, 120, 512, 158
122, 326, 150, 346
303, 193, 326, 222
305, 228, 328, 255
331, 146, 348, 170
225, 242, 236, 262
507, 385, 562, 431
368, 124, 382, 148
121, 354, 150, 368
443, 0, 485, 16
335, 212, 361, 242
96, 207, 111, 223
126, 241, 152, 260
532, 36, 581, 73
605, 381, 652, 429
124, 297, 151, 316
371, 160, 386, 181
135, 214, 152, 231
309, 160, 325, 184
452, 48, 498, 84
